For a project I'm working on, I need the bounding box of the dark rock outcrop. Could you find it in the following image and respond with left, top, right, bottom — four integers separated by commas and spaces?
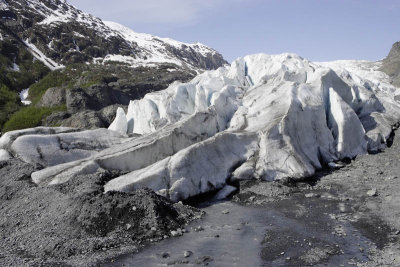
37, 64, 195, 128
60, 110, 106, 129
59, 105, 126, 129
380, 41, 400, 87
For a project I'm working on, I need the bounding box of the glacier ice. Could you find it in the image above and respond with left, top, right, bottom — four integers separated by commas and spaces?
108, 107, 128, 135
212, 185, 238, 201
0, 127, 125, 168
0, 149, 11, 161
2, 53, 400, 202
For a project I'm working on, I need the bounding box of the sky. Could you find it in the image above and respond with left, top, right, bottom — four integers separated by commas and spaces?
68, 0, 400, 63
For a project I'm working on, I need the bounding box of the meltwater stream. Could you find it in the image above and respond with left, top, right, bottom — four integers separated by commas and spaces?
104, 197, 373, 267
106, 201, 268, 266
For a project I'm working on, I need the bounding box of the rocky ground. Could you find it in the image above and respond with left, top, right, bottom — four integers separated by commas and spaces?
0, 160, 202, 266
1, 134, 400, 266
104, 131, 400, 267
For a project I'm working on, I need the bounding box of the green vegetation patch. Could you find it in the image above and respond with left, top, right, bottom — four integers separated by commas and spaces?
28, 70, 69, 105
0, 84, 21, 130
0, 39, 50, 92
2, 105, 66, 133
27, 63, 117, 105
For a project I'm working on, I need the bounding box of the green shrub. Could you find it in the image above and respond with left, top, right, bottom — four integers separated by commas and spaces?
0, 40, 51, 92
28, 71, 68, 104
2, 105, 66, 133
0, 84, 21, 130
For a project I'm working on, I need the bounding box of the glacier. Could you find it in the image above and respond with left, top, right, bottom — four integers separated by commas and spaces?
1, 53, 399, 202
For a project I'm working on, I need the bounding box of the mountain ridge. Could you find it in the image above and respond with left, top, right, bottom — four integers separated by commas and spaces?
0, 0, 227, 70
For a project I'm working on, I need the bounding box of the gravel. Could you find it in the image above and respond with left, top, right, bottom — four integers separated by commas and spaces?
0, 160, 202, 266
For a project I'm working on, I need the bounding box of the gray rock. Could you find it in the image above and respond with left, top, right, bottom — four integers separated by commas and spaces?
171, 228, 183, 237
380, 41, 400, 87
37, 87, 66, 107
41, 111, 70, 126
184, 250, 193, 258
305, 193, 321, 198
161, 252, 170, 258
194, 256, 213, 265
51, 104, 127, 130
65, 83, 144, 114
61, 110, 105, 129
66, 88, 92, 113
193, 226, 204, 232
98, 104, 127, 126
367, 188, 378, 197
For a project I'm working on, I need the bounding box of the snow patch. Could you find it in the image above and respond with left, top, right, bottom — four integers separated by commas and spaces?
19, 88, 31, 105
23, 39, 64, 70
38, 14, 69, 25
73, 31, 85, 38
11, 62, 20, 71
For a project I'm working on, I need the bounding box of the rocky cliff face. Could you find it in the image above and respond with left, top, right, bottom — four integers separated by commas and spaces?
380, 41, 400, 87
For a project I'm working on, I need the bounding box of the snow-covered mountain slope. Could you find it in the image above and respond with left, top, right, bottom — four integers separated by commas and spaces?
101, 21, 223, 69
0, 0, 227, 70
2, 53, 400, 202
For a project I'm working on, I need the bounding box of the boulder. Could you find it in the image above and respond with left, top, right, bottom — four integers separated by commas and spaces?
61, 110, 106, 129
37, 87, 66, 107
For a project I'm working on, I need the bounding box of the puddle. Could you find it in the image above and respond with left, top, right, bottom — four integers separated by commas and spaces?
104, 195, 384, 267
105, 201, 272, 266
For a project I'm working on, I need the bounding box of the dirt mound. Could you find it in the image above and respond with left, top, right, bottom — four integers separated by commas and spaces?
0, 160, 202, 266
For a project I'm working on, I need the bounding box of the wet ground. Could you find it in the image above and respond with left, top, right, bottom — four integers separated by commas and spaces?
104, 133, 400, 267
105, 193, 395, 267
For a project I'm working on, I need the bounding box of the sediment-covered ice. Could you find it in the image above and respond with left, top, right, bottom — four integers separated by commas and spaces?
3, 53, 399, 201
0, 127, 125, 167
